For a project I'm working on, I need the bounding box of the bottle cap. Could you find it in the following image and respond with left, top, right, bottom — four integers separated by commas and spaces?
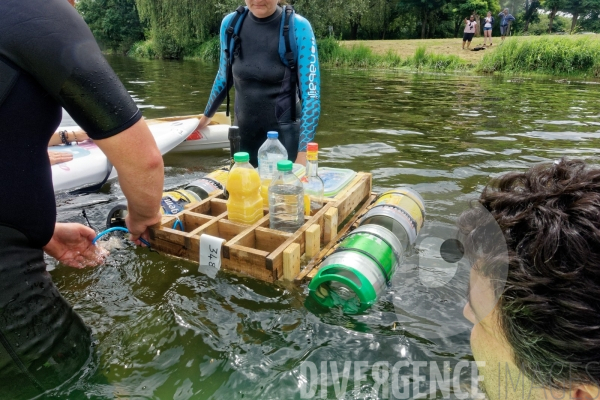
307, 142, 318, 152
267, 131, 279, 139
233, 152, 249, 163
276, 160, 293, 171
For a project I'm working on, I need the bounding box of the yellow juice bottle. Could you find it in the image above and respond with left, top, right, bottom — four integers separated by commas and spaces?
226, 152, 263, 225
261, 179, 271, 208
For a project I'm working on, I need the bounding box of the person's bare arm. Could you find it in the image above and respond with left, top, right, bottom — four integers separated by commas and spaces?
196, 115, 212, 131
48, 129, 89, 146
94, 118, 164, 243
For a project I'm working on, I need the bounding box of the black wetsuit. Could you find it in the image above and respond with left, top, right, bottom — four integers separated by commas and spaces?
0, 0, 141, 397
204, 6, 321, 166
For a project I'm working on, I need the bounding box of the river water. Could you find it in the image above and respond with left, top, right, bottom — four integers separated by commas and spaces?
48, 56, 600, 399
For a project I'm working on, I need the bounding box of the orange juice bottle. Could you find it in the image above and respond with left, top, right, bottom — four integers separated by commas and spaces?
226, 152, 263, 225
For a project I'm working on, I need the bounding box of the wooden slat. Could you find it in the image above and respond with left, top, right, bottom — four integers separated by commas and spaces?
210, 198, 228, 215
227, 245, 273, 282
283, 243, 301, 281
188, 214, 223, 238
294, 193, 377, 284
217, 219, 249, 242
180, 213, 213, 233
305, 225, 320, 258
332, 173, 372, 223
323, 207, 338, 243
266, 202, 332, 279
225, 213, 270, 247
255, 227, 292, 253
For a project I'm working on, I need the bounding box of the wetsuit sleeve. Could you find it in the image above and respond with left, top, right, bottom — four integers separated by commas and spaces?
0, 0, 141, 140
204, 13, 236, 118
294, 15, 321, 153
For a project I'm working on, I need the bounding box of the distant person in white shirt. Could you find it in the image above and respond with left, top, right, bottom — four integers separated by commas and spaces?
462, 15, 477, 50
483, 11, 494, 46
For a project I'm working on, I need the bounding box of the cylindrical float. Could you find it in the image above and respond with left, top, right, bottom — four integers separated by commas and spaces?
359, 188, 425, 249
308, 224, 403, 313
308, 187, 425, 314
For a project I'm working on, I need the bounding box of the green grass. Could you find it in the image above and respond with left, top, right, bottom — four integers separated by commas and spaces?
478, 36, 600, 77
128, 40, 157, 58
127, 35, 600, 77
317, 38, 467, 72
184, 36, 220, 62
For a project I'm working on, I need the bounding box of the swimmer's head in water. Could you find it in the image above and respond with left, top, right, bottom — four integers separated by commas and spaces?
459, 158, 600, 399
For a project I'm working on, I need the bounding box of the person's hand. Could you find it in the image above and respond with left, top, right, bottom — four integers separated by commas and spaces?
295, 151, 307, 166
196, 115, 212, 131
48, 151, 73, 165
43, 223, 108, 268
125, 210, 162, 246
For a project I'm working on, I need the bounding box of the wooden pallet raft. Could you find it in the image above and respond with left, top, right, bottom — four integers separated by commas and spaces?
148, 172, 373, 283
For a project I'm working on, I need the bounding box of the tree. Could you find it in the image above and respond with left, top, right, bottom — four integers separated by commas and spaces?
77, 0, 144, 54
523, 0, 541, 31
398, 0, 451, 38
451, 0, 500, 37
542, 0, 565, 32
564, 0, 600, 32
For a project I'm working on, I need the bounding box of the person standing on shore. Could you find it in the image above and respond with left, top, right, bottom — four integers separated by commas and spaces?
483, 11, 494, 46
462, 15, 478, 50
498, 8, 516, 42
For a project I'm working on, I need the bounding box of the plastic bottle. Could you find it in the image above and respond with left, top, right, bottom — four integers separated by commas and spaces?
257, 131, 288, 207
302, 142, 324, 214
269, 160, 304, 233
185, 169, 228, 199
226, 152, 263, 225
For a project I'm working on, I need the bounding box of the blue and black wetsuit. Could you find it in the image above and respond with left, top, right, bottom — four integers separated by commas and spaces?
204, 6, 321, 166
0, 0, 141, 397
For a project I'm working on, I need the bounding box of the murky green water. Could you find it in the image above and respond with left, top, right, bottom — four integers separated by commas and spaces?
48, 56, 600, 399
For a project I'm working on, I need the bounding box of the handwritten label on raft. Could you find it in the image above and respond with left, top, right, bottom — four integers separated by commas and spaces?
199, 234, 225, 278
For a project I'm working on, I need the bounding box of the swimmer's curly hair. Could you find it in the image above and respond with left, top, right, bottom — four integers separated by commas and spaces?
459, 158, 600, 388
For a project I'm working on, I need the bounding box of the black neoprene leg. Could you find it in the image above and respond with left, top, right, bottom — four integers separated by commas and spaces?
0, 226, 92, 399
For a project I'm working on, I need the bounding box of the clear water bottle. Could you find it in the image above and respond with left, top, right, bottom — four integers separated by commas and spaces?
258, 131, 288, 207
302, 142, 324, 213
269, 160, 304, 233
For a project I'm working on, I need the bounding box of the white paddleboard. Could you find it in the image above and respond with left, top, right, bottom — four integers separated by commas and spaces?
169, 123, 229, 153
51, 118, 198, 192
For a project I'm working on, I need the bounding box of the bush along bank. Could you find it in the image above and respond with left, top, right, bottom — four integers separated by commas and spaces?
127, 36, 600, 77
316, 38, 469, 72
477, 36, 600, 77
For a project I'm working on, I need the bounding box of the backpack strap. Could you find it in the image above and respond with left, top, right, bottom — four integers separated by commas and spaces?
224, 6, 248, 117
280, 5, 298, 122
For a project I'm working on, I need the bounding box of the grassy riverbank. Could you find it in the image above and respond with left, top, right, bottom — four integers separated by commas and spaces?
332, 35, 600, 77
129, 35, 600, 77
